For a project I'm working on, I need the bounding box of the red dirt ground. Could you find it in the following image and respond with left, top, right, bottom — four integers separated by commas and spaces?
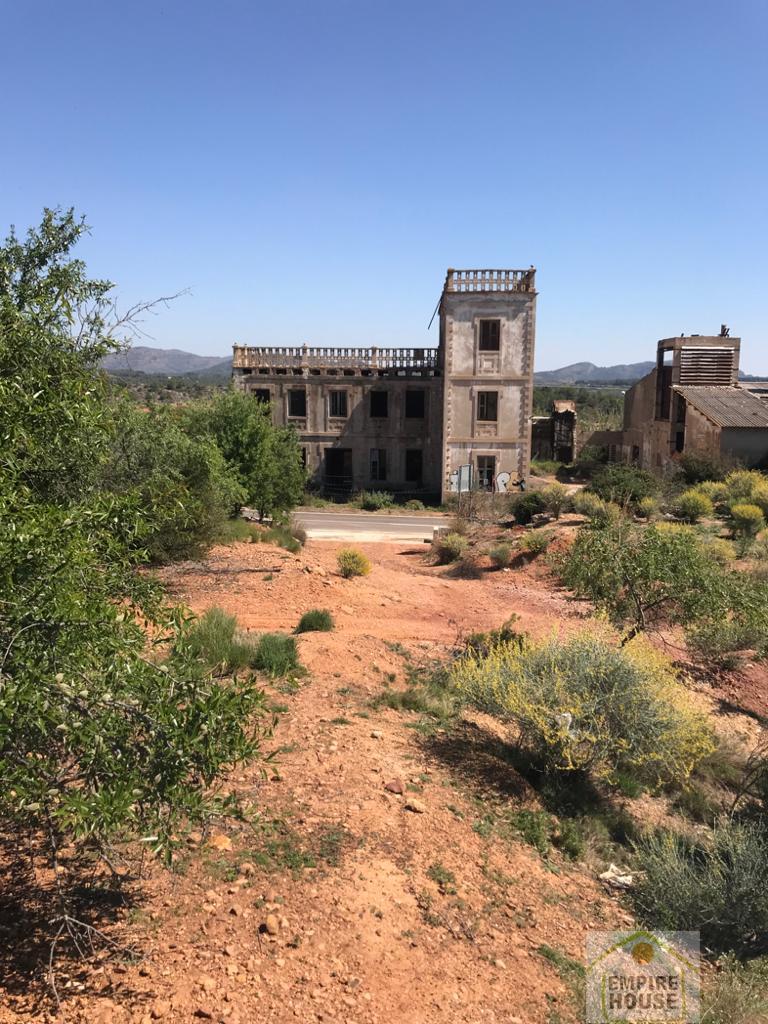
3, 536, 765, 1024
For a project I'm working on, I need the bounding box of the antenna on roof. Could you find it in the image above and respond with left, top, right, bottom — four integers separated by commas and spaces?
720, 324, 730, 337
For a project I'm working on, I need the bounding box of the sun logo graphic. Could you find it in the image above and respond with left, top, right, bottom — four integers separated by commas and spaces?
586, 929, 700, 1022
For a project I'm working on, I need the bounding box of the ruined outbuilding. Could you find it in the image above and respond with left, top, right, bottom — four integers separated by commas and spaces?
232, 268, 537, 499
591, 332, 768, 470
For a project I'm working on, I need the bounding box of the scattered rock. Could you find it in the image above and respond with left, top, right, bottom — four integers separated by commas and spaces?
340, 605, 355, 615
238, 861, 256, 876
151, 1001, 171, 1020
198, 975, 217, 994
209, 833, 232, 852
404, 798, 426, 814
370, 730, 383, 739
384, 778, 404, 795
264, 914, 280, 936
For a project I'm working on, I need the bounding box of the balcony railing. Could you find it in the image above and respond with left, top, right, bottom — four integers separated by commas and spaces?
444, 268, 536, 293
232, 345, 438, 372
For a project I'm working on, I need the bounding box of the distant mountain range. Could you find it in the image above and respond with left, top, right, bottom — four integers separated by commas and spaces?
533, 361, 655, 384
102, 346, 231, 377
103, 348, 765, 385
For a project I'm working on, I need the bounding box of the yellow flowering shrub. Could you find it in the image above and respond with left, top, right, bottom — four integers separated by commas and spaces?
451, 632, 714, 787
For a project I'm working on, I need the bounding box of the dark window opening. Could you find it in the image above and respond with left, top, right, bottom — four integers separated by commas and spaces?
329, 390, 348, 418
479, 319, 501, 351
405, 449, 423, 483
370, 448, 387, 481
301, 447, 308, 468
288, 388, 307, 417
324, 447, 352, 481
253, 388, 271, 404
405, 389, 425, 418
477, 455, 496, 490
477, 391, 499, 422
370, 390, 388, 418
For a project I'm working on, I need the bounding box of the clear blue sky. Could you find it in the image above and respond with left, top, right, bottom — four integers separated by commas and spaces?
2, 0, 766, 372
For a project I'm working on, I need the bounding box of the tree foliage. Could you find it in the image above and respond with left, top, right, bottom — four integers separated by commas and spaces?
556, 521, 768, 657
182, 390, 305, 521
0, 211, 270, 887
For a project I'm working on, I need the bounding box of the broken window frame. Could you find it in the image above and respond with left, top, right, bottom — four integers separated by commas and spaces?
369, 448, 387, 482
477, 391, 499, 422
329, 390, 349, 419
405, 389, 426, 419
288, 387, 307, 418
478, 319, 501, 352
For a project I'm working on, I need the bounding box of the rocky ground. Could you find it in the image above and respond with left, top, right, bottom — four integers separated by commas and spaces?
2, 532, 765, 1024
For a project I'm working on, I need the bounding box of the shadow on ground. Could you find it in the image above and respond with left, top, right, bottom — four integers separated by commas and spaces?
0, 833, 146, 1014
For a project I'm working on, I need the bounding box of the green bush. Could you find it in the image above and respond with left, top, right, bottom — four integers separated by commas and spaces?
556, 522, 768, 656
433, 531, 468, 564
217, 518, 259, 544
103, 402, 246, 563
731, 503, 766, 547
589, 464, 659, 506
296, 608, 334, 633
183, 607, 257, 672
703, 537, 737, 565
488, 542, 514, 569
572, 491, 620, 526
632, 820, 768, 957
510, 491, 546, 525
519, 529, 553, 558
700, 955, 768, 1024
452, 632, 714, 786
358, 490, 395, 511
635, 496, 658, 519
405, 499, 426, 510
251, 633, 300, 677
255, 524, 302, 553
539, 482, 569, 519
725, 470, 768, 505
451, 552, 484, 578
337, 547, 371, 577
679, 451, 727, 484
676, 487, 714, 523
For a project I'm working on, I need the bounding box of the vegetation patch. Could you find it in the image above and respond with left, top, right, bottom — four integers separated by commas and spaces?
337, 548, 371, 578
295, 608, 334, 633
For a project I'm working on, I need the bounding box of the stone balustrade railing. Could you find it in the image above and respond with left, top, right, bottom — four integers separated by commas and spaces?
444, 268, 536, 293
232, 345, 438, 371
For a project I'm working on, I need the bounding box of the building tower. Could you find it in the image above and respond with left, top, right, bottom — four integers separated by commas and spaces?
438, 268, 537, 498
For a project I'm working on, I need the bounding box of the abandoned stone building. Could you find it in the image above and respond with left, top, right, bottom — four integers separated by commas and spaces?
232, 268, 537, 499
531, 400, 577, 463
590, 333, 768, 470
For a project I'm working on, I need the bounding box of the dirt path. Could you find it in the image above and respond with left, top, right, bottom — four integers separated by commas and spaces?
0, 541, 654, 1023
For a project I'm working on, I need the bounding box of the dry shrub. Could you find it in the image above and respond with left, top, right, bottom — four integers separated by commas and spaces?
452, 632, 714, 787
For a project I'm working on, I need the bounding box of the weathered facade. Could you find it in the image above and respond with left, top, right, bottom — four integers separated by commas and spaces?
232, 268, 537, 499
531, 400, 577, 462
588, 333, 768, 471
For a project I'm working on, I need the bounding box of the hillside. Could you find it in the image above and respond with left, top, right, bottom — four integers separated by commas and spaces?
102, 346, 231, 377
533, 361, 655, 385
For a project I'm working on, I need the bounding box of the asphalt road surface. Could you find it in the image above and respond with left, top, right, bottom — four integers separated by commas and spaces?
293, 509, 447, 542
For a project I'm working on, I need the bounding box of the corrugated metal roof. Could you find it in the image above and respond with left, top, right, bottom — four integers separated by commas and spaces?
673, 386, 768, 429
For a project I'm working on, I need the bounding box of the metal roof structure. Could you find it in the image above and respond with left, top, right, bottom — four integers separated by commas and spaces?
673, 386, 768, 429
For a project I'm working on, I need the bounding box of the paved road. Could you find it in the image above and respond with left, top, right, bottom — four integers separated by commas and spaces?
293, 509, 448, 542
